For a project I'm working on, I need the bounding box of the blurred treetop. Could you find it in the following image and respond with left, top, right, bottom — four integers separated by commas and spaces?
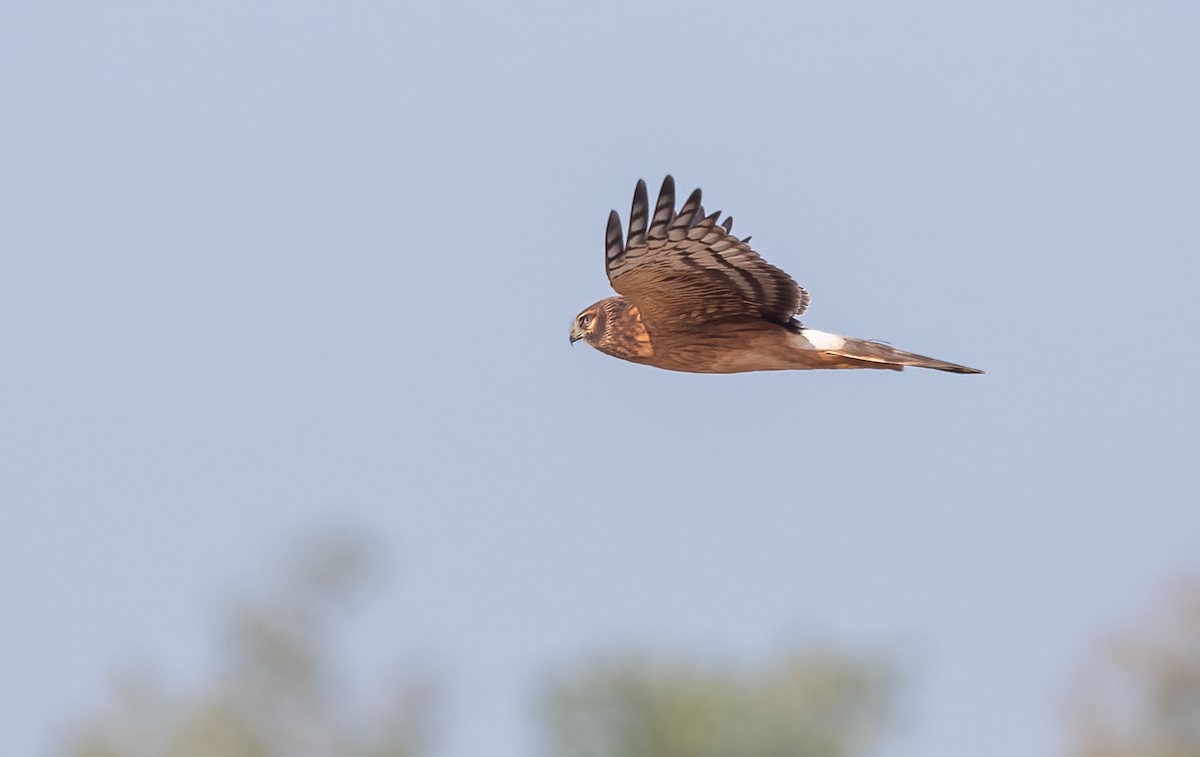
1068, 578, 1200, 757
61, 530, 433, 757
540, 648, 896, 757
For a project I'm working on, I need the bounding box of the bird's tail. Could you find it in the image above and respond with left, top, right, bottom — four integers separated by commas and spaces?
829, 336, 983, 374
796, 328, 983, 374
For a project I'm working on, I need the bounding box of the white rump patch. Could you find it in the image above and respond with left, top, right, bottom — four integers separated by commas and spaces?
796, 328, 846, 351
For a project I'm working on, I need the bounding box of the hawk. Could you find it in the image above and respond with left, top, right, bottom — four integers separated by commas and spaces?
570, 176, 983, 375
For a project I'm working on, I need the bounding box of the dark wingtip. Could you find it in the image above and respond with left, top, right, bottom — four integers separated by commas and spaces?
634, 178, 647, 202
628, 179, 649, 247
605, 210, 624, 262
668, 187, 703, 231
648, 176, 677, 239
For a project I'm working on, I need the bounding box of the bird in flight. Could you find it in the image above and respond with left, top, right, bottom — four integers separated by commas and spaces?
570, 176, 982, 375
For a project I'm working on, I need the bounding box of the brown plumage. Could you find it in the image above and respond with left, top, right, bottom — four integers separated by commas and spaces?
570, 177, 983, 375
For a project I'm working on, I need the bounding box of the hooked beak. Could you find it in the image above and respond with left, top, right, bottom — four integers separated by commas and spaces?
570, 322, 586, 345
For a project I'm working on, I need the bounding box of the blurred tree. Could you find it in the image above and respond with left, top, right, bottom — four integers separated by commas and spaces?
539, 648, 896, 757
61, 529, 434, 757
1067, 579, 1200, 757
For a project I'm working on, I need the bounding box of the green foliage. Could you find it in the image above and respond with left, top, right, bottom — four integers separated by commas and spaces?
61, 530, 433, 757
60, 529, 901, 757
540, 649, 896, 757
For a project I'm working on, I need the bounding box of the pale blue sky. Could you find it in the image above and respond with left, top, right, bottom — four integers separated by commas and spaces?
3, 2, 1199, 756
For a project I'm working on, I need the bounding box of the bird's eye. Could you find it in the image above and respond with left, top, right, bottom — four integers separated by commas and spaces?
580, 314, 593, 328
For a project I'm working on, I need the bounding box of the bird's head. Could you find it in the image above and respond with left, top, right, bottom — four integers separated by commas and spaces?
569, 297, 654, 362
569, 302, 607, 346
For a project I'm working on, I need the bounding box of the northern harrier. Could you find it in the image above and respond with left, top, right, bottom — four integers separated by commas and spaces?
570, 176, 982, 375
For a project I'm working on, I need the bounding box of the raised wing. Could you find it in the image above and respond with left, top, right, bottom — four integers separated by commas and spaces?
605, 176, 809, 329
